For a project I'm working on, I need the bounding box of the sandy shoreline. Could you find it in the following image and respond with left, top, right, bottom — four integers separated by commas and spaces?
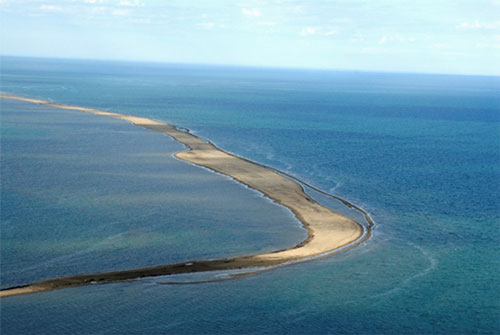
0, 94, 372, 297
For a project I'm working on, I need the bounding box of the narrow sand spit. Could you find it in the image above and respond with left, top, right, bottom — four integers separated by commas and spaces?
0, 94, 373, 297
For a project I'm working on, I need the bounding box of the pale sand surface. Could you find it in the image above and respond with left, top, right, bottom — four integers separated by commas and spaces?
0, 94, 370, 297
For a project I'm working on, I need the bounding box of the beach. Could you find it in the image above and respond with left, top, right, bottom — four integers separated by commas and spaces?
0, 94, 368, 297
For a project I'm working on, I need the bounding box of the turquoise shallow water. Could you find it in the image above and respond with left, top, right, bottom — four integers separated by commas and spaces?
1, 56, 499, 334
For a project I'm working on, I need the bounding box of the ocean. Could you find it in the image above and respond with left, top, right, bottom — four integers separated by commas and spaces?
1, 56, 499, 334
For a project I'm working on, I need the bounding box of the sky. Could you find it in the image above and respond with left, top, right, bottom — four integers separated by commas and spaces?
1, 0, 499, 75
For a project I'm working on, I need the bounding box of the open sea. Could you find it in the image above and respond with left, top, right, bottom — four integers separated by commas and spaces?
1, 56, 499, 334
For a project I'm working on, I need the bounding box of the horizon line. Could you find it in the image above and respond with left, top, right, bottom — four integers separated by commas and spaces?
1, 54, 498, 78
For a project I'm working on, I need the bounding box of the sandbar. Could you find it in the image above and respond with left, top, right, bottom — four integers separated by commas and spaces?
0, 94, 373, 297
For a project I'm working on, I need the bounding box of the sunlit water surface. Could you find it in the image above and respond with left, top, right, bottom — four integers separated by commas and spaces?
1, 56, 499, 334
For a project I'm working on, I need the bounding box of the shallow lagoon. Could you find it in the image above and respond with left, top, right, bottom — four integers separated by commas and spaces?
1, 99, 305, 288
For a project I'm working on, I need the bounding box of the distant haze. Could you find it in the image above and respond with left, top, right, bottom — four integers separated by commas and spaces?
1, 0, 499, 75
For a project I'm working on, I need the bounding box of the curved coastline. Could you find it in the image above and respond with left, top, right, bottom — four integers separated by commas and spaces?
0, 94, 372, 297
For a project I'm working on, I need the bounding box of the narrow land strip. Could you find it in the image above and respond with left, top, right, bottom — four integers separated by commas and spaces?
0, 94, 372, 297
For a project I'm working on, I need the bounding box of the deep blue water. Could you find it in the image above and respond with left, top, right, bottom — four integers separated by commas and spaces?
1, 56, 499, 334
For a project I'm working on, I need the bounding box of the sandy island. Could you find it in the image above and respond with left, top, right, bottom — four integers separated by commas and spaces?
0, 94, 373, 297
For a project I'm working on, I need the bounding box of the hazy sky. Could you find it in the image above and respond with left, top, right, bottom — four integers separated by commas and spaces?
1, 0, 499, 75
